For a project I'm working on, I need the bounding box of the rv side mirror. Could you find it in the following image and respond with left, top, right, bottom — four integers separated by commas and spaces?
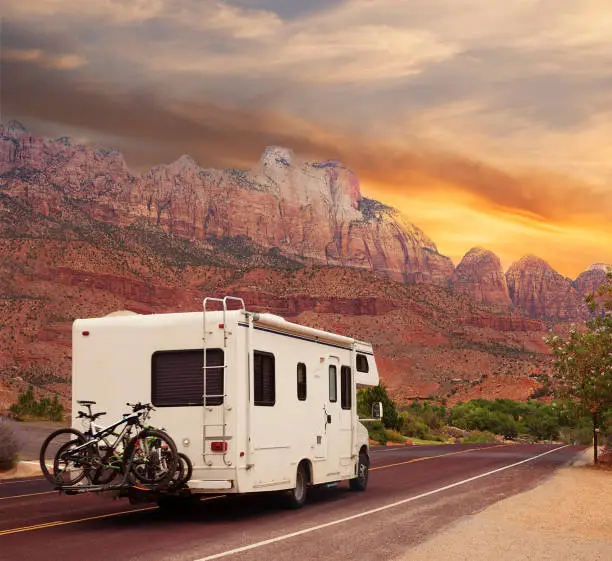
372, 402, 383, 420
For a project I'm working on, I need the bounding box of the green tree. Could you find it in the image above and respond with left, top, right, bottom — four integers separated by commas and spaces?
547, 272, 612, 413
357, 383, 401, 430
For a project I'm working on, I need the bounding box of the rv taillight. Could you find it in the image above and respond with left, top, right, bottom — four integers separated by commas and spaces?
82, 331, 89, 336
211, 441, 227, 453
218, 323, 224, 329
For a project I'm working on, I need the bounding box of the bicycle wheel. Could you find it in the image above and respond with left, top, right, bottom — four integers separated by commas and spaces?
168, 453, 193, 490
53, 437, 90, 486
39, 428, 88, 485
124, 428, 178, 489
90, 442, 120, 485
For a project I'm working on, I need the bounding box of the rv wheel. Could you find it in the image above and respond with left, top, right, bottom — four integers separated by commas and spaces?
283, 464, 307, 509
349, 452, 369, 491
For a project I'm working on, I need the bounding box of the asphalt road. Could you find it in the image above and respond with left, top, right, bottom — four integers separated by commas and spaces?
0, 443, 583, 561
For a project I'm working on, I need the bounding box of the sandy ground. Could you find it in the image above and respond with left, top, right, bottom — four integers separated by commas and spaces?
401, 449, 612, 561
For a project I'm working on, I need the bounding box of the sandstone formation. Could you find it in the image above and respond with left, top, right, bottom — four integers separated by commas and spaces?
506, 255, 588, 320
573, 263, 611, 296
0, 124, 453, 285
452, 247, 511, 308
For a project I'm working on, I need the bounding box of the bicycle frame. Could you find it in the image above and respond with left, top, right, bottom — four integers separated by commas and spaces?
65, 411, 143, 460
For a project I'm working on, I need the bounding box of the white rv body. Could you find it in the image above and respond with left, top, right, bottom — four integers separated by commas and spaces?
71, 303, 379, 495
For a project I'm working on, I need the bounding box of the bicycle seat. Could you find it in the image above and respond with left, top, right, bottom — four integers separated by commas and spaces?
91, 412, 106, 421
77, 400, 97, 405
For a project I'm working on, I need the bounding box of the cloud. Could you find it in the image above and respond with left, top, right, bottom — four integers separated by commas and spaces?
1, 48, 86, 69
3, 0, 165, 23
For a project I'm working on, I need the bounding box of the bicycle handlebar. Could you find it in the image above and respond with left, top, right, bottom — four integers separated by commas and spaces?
126, 402, 155, 413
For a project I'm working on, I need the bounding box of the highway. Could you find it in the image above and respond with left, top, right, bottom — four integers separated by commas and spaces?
0, 443, 582, 561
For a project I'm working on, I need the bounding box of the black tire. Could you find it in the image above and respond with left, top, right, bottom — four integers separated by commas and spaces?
349, 452, 369, 491
52, 437, 90, 486
168, 453, 193, 490
39, 428, 87, 485
283, 463, 308, 509
90, 443, 120, 485
124, 428, 178, 490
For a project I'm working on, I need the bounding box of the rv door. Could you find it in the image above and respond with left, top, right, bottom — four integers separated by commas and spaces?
320, 356, 342, 478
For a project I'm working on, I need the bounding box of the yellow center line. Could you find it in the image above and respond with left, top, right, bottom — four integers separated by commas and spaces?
370, 444, 509, 471
0, 490, 57, 501
0, 495, 224, 536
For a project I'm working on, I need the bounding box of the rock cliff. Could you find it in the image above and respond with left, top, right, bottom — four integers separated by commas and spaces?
0, 125, 453, 285
506, 255, 588, 320
573, 263, 611, 296
452, 247, 511, 308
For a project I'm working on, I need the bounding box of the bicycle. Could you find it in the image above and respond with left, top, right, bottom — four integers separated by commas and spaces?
40, 401, 178, 490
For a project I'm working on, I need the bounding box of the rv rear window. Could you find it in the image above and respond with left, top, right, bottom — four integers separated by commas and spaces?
329, 365, 337, 402
356, 354, 369, 373
297, 363, 307, 401
341, 366, 352, 410
254, 351, 275, 406
151, 349, 224, 407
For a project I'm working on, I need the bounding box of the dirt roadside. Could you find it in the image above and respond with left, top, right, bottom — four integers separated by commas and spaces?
400, 449, 611, 561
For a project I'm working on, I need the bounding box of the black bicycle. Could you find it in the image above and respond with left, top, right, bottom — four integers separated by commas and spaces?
40, 401, 178, 490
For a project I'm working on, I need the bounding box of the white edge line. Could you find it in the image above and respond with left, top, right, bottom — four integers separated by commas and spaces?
194, 445, 570, 561
0, 478, 45, 486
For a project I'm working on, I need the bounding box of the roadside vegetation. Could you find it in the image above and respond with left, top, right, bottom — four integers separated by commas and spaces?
358, 384, 602, 446
9, 386, 64, 422
546, 271, 612, 445
361, 272, 612, 448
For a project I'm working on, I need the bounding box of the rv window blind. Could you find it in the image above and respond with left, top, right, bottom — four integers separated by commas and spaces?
329, 365, 337, 402
254, 351, 275, 406
297, 362, 307, 401
341, 365, 352, 410
151, 349, 224, 407
356, 354, 369, 373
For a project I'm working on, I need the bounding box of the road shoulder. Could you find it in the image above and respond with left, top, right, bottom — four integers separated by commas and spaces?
400, 450, 612, 561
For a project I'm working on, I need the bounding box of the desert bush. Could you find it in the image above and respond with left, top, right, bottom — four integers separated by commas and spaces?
399, 412, 430, 439
0, 419, 19, 471
383, 429, 406, 443
9, 386, 64, 421
366, 421, 387, 444
462, 430, 497, 444
559, 426, 594, 446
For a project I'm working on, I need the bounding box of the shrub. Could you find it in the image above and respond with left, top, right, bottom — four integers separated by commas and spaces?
366, 421, 387, 444
357, 384, 401, 431
383, 429, 406, 443
462, 430, 497, 444
559, 426, 593, 446
0, 419, 19, 471
9, 386, 64, 421
399, 413, 430, 439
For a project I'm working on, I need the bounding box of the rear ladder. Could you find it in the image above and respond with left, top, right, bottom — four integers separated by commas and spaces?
202, 296, 245, 467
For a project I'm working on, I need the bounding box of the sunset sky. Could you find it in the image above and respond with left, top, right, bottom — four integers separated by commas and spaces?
2, 0, 611, 277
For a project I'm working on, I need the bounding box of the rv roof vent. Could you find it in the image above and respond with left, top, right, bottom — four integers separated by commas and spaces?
104, 310, 139, 317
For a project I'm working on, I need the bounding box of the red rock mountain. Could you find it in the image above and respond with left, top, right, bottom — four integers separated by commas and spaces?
0, 125, 453, 285
573, 263, 611, 295
506, 255, 588, 320
452, 247, 511, 309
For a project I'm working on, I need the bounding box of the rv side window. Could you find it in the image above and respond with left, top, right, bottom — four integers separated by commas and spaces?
297, 363, 307, 401
329, 365, 337, 402
151, 349, 224, 407
356, 354, 369, 373
341, 365, 352, 410
254, 351, 275, 406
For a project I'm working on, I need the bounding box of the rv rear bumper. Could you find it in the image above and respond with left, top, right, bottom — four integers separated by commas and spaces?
187, 479, 235, 492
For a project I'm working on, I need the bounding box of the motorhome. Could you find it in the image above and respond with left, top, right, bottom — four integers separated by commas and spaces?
71, 297, 381, 507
